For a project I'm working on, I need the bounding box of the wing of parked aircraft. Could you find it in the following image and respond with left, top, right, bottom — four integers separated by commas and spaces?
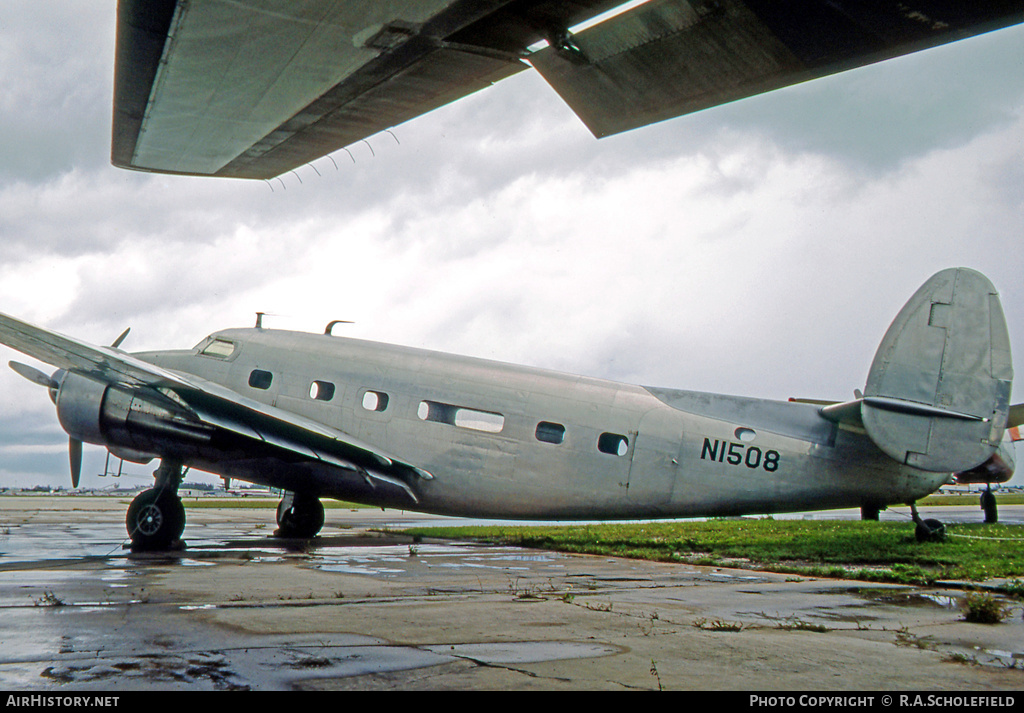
112, 0, 1024, 179
0, 312, 431, 500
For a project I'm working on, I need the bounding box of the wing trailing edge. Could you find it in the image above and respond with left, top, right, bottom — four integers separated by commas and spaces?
530, 0, 1024, 138
111, 0, 1024, 179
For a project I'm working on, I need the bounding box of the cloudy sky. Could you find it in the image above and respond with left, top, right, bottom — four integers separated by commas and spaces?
0, 2, 1022, 490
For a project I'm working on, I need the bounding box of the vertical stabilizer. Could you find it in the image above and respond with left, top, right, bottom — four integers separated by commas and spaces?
862, 268, 1012, 472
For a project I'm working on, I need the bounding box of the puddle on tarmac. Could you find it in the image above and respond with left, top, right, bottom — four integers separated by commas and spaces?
920, 593, 959, 608
1, 618, 620, 691
308, 544, 566, 578
178, 559, 216, 567
849, 588, 961, 609
974, 647, 1024, 667
316, 562, 408, 576
493, 554, 557, 562
423, 641, 620, 664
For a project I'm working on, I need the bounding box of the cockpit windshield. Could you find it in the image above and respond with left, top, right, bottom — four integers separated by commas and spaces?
196, 337, 237, 359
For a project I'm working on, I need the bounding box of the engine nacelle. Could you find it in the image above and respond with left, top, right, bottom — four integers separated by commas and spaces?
55, 371, 108, 445
55, 372, 212, 459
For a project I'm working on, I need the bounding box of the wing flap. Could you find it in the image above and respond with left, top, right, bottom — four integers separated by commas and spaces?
531, 0, 1024, 138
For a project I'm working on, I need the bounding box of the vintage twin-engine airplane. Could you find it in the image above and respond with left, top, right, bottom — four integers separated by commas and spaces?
3, 4, 1021, 548
0, 268, 1019, 549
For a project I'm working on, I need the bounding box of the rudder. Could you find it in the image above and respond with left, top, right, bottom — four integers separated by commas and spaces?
861, 268, 1012, 472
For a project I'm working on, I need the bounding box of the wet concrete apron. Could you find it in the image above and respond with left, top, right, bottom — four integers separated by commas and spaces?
0, 497, 1021, 690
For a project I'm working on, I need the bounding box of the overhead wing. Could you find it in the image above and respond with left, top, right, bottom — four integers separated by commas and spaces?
530, 0, 1024, 138
0, 311, 431, 499
112, 0, 1024, 179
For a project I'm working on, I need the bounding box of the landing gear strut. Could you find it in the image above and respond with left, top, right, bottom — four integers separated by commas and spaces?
910, 502, 945, 543
980, 486, 999, 524
860, 504, 883, 521
275, 492, 325, 539
126, 459, 186, 551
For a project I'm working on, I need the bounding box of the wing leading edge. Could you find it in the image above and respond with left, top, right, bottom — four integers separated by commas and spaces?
112, 0, 1023, 180
0, 312, 431, 500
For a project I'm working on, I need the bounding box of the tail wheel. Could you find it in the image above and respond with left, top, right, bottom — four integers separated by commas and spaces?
276, 494, 325, 539
914, 518, 946, 543
127, 488, 185, 550
981, 488, 998, 524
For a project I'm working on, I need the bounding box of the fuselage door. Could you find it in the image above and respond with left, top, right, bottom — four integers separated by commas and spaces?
626, 407, 681, 507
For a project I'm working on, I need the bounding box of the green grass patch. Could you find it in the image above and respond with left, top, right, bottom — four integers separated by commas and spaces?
404, 519, 1024, 586
960, 589, 1013, 623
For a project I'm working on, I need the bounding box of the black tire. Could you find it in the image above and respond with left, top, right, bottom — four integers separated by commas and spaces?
126, 488, 185, 550
276, 494, 324, 539
914, 518, 945, 543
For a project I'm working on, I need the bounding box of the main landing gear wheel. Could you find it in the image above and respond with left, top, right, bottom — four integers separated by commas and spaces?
860, 504, 881, 521
275, 493, 325, 539
126, 488, 186, 551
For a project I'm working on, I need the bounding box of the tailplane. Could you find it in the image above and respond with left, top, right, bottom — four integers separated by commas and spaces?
861, 268, 1012, 473
819, 268, 1014, 474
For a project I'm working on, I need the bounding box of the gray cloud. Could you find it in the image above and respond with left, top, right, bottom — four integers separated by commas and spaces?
0, 2, 114, 182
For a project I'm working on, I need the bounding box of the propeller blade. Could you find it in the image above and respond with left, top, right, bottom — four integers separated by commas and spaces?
69, 438, 82, 489
9, 361, 58, 390
111, 328, 131, 349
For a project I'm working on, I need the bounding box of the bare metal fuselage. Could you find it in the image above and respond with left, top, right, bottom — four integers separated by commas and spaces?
137, 328, 946, 519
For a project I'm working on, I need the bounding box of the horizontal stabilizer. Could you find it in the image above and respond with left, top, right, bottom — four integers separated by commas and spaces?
818, 398, 863, 429
1009, 403, 1024, 429
861, 268, 1012, 472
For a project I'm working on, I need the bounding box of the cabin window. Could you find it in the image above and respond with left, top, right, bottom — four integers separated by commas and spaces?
598, 432, 629, 456
200, 338, 236, 358
309, 380, 335, 401
248, 369, 273, 390
456, 408, 504, 433
418, 400, 456, 424
735, 427, 756, 442
418, 400, 504, 433
535, 421, 565, 445
361, 390, 389, 412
